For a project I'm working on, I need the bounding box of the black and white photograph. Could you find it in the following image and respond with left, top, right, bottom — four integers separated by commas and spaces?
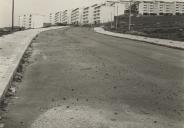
0, 0, 184, 127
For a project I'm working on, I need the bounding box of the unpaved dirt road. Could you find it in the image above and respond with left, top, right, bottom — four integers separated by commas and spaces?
2, 27, 184, 128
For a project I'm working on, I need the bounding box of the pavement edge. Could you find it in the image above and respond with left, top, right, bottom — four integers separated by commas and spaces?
94, 27, 184, 50
0, 27, 68, 102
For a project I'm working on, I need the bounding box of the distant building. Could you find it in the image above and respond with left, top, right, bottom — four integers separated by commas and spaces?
49, 13, 55, 25
19, 14, 44, 29
138, 1, 158, 15
138, 0, 184, 16
90, 1, 126, 24
174, 1, 184, 15
82, 7, 93, 25
62, 10, 71, 24
71, 8, 83, 25
93, 1, 125, 24
55, 11, 62, 24
45, 0, 184, 26
111, 2, 127, 16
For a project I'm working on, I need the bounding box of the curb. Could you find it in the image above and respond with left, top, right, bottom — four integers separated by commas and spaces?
94, 27, 184, 50
0, 26, 68, 101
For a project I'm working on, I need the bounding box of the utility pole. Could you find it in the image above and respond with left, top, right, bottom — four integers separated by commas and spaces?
18, 16, 20, 27
111, 12, 113, 28
12, 0, 15, 30
115, 4, 119, 30
128, 0, 133, 31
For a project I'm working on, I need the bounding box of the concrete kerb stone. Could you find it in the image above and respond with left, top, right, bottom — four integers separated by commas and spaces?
0, 26, 68, 101
94, 27, 184, 50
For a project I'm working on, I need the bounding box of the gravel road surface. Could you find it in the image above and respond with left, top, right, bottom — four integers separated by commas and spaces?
2, 27, 184, 128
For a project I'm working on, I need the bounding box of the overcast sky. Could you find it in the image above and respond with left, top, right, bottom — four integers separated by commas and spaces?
0, 0, 107, 27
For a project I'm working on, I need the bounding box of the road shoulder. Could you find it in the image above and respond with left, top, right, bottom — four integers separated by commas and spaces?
0, 26, 68, 100
94, 27, 184, 50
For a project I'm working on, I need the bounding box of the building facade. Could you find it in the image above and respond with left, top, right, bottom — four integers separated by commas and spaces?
62, 10, 71, 24
45, 0, 184, 26
55, 11, 62, 24
138, 0, 184, 15
82, 7, 93, 25
174, 1, 184, 15
93, 2, 116, 24
19, 14, 44, 29
49, 13, 55, 25
71, 8, 83, 25
90, 1, 126, 25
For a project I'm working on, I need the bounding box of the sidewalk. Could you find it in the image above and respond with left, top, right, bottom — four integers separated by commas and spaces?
0, 26, 67, 100
94, 27, 184, 50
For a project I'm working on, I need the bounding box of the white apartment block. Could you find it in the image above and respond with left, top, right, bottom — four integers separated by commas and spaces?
71, 8, 83, 25
119, 0, 133, 10
46, 0, 184, 26
93, 1, 126, 24
55, 11, 62, 24
138, 0, 184, 15
112, 2, 127, 16
49, 13, 55, 25
62, 10, 71, 24
90, 4, 99, 24
19, 14, 44, 29
174, 1, 184, 15
82, 7, 93, 25
138, 1, 158, 15
93, 4, 112, 24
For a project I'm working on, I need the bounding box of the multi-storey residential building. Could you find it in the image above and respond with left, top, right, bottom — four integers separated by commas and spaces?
19, 15, 26, 27
158, 1, 174, 15
90, 4, 98, 24
71, 8, 83, 25
62, 10, 71, 24
111, 2, 127, 16
174, 1, 184, 15
93, 5, 102, 24
93, 2, 114, 24
119, 0, 133, 11
82, 7, 93, 24
19, 14, 44, 29
46, 0, 184, 26
49, 13, 55, 25
55, 11, 62, 24
138, 0, 184, 16
90, 1, 126, 24
138, 1, 158, 15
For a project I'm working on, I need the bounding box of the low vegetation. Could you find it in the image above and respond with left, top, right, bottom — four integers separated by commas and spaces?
0, 27, 24, 37
104, 15, 184, 41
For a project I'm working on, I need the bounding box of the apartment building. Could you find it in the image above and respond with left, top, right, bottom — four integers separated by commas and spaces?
19, 14, 44, 29
93, 1, 126, 24
90, 4, 98, 24
119, 0, 133, 10
138, 1, 158, 15
19, 15, 25, 27
138, 0, 184, 16
82, 7, 94, 25
55, 11, 62, 24
47, 0, 184, 26
49, 13, 55, 25
158, 1, 174, 15
93, 4, 111, 24
71, 8, 83, 25
111, 2, 127, 16
62, 10, 71, 24
174, 1, 184, 15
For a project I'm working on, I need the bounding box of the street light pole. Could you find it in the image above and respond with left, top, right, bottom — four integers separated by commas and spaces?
128, 0, 132, 31
12, 0, 15, 30
115, 4, 118, 30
